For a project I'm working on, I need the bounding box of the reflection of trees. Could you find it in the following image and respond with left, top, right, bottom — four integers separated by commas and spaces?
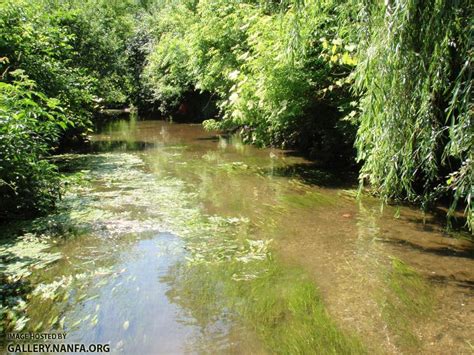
161, 261, 252, 354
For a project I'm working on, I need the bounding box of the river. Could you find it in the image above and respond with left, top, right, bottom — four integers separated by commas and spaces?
1, 117, 472, 354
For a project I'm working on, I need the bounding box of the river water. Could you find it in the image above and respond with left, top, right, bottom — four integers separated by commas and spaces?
1, 117, 473, 354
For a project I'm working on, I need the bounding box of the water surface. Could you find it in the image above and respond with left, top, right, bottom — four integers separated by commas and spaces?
1, 118, 472, 354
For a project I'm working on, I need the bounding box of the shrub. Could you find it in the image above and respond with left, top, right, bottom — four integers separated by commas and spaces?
0, 72, 69, 217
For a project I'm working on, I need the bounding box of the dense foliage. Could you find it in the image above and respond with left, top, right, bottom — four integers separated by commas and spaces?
0, 71, 67, 216
354, 0, 473, 229
0, 0, 141, 218
142, 0, 359, 161
1, 0, 472, 230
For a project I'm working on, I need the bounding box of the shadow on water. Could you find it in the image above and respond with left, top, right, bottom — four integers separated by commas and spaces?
59, 141, 157, 155
268, 162, 357, 189
53, 153, 110, 172
87, 140, 157, 153
427, 274, 474, 290
194, 134, 231, 142
377, 237, 474, 259
401, 208, 470, 236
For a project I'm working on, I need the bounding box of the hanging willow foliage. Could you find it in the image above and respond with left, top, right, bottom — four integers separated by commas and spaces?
355, 0, 473, 230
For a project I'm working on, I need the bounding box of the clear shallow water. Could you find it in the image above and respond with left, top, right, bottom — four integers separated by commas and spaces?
1, 117, 472, 354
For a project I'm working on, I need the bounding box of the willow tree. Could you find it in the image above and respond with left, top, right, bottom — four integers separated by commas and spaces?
355, 0, 473, 230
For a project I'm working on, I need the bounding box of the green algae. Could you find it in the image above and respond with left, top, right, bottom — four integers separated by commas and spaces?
3, 118, 468, 353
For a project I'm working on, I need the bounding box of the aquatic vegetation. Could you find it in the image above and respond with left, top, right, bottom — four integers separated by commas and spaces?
166, 259, 366, 354
0, 232, 61, 332
0, 234, 61, 282
2, 117, 472, 353
380, 258, 434, 348
0, 149, 370, 352
279, 191, 336, 209
0, 152, 279, 332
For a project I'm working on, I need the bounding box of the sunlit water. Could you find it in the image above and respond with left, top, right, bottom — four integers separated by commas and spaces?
1, 117, 472, 354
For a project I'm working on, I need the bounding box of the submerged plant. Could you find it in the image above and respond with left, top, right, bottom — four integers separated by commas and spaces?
380, 258, 433, 348
166, 259, 366, 354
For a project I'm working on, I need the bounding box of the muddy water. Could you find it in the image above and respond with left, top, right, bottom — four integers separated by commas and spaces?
1, 118, 473, 354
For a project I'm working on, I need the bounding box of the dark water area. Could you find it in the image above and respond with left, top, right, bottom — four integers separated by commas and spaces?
1, 117, 472, 354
